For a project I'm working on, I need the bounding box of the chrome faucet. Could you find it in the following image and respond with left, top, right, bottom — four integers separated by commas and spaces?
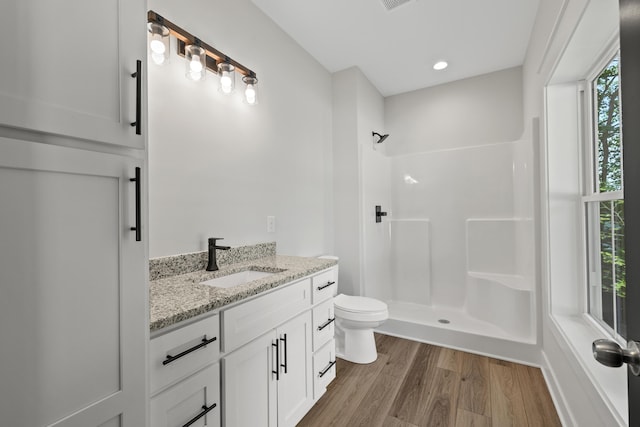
206, 237, 231, 271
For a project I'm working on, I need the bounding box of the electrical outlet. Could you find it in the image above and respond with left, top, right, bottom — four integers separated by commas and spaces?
267, 216, 276, 233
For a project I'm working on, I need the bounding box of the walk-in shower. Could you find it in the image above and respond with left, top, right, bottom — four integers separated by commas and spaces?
361, 121, 538, 360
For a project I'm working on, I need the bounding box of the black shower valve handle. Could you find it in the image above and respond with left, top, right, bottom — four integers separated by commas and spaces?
375, 205, 388, 223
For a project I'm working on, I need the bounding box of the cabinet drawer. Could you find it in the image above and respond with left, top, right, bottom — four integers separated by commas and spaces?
312, 298, 335, 352
150, 363, 220, 427
312, 269, 337, 304
313, 339, 336, 400
222, 279, 311, 353
150, 315, 219, 395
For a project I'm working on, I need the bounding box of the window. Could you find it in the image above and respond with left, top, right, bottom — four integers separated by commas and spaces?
585, 54, 626, 340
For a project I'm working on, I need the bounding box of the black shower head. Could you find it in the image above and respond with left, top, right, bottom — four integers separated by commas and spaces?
372, 131, 389, 144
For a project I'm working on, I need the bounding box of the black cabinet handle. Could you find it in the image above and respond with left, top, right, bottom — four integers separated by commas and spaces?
319, 360, 336, 378
182, 403, 216, 427
318, 317, 335, 331
130, 60, 142, 135
280, 334, 288, 374
130, 167, 141, 242
162, 336, 216, 366
317, 281, 335, 291
272, 339, 280, 380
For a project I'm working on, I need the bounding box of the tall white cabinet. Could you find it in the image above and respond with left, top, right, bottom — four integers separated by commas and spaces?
0, 0, 146, 149
0, 1, 148, 425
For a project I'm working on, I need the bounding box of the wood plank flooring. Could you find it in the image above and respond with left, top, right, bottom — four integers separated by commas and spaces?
298, 334, 561, 427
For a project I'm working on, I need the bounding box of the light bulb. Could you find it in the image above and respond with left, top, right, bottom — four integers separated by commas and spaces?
151, 52, 166, 65
245, 84, 256, 104
150, 38, 166, 54
221, 74, 232, 93
189, 71, 202, 81
190, 55, 203, 73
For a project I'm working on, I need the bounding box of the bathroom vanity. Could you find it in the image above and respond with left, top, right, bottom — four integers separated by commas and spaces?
148, 245, 337, 427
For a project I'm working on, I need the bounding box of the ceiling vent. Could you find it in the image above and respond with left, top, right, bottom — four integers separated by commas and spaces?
380, 0, 412, 11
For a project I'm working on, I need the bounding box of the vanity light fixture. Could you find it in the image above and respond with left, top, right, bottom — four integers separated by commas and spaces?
218, 59, 235, 94
243, 73, 258, 105
148, 20, 170, 65
147, 10, 259, 102
185, 41, 206, 81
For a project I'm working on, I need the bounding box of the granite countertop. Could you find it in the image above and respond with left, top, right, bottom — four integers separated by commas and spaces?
149, 255, 337, 331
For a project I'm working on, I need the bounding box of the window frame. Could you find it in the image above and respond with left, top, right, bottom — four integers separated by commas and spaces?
581, 44, 625, 344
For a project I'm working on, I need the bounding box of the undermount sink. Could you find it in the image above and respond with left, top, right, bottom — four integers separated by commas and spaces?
201, 270, 276, 289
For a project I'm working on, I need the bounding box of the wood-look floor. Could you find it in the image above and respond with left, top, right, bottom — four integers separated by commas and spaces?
298, 334, 562, 427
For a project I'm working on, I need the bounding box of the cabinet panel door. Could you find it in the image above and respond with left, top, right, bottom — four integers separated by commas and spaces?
277, 311, 313, 427
150, 363, 220, 427
223, 331, 278, 427
0, 0, 145, 148
0, 138, 146, 426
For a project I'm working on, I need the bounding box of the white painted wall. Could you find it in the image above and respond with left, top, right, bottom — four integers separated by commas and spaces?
385, 67, 524, 155
148, 0, 333, 258
332, 67, 388, 297
526, 0, 626, 424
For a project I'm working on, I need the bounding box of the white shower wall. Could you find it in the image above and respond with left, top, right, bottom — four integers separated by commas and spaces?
388, 142, 518, 308
361, 67, 536, 348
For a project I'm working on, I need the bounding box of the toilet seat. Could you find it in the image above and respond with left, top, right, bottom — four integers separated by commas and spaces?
334, 294, 388, 322
334, 294, 387, 312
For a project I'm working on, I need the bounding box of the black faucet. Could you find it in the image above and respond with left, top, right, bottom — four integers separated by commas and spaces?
206, 237, 231, 271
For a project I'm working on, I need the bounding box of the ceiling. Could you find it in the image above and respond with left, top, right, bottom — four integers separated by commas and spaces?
251, 0, 540, 96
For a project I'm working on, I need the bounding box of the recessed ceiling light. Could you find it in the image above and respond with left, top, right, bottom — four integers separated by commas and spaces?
433, 61, 448, 71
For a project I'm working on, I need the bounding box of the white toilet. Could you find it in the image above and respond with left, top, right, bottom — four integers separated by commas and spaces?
334, 294, 389, 364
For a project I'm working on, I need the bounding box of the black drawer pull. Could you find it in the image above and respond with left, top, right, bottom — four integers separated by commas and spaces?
319, 360, 336, 378
182, 403, 216, 427
272, 339, 280, 380
130, 60, 142, 135
163, 336, 217, 366
317, 281, 335, 291
130, 167, 141, 242
318, 317, 335, 331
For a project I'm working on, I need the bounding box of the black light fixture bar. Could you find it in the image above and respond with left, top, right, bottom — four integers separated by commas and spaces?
148, 10, 256, 78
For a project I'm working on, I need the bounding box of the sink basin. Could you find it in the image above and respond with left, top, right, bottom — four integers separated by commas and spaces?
201, 270, 276, 289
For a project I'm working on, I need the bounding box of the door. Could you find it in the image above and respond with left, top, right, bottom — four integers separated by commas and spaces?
223, 331, 278, 427
592, 1, 640, 424
277, 311, 313, 427
0, 0, 146, 149
0, 137, 146, 426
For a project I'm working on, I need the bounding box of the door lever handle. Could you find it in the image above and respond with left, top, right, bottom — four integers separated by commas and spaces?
593, 339, 640, 376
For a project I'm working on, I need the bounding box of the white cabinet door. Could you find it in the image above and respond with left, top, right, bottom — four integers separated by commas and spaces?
277, 311, 313, 427
223, 331, 278, 427
0, 137, 146, 427
0, 0, 146, 149
150, 363, 220, 427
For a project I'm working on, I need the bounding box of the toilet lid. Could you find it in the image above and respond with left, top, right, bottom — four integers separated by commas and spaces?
334, 294, 387, 313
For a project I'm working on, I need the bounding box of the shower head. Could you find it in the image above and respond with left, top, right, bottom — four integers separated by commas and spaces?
372, 132, 389, 144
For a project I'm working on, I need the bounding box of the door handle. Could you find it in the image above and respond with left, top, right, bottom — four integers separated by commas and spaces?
280, 334, 288, 374
130, 60, 142, 135
272, 339, 280, 380
592, 339, 640, 376
130, 167, 141, 242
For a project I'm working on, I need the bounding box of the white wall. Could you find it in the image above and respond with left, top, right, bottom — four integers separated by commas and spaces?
385, 67, 524, 155
525, 0, 625, 425
332, 67, 387, 297
148, 0, 333, 258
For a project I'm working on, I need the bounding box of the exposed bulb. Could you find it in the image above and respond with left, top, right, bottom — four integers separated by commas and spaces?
150, 37, 166, 54
151, 52, 166, 65
189, 71, 202, 81
220, 74, 232, 93
190, 55, 203, 73
245, 84, 256, 104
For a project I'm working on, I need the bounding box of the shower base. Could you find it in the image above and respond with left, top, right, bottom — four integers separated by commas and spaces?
376, 301, 539, 365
